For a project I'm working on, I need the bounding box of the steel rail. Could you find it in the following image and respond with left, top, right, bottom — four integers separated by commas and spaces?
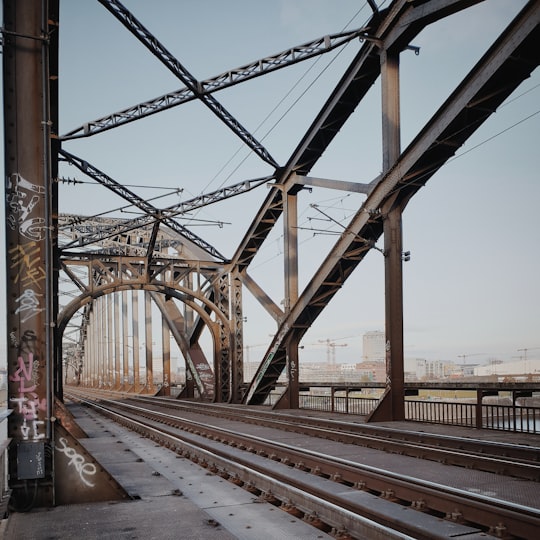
67, 390, 540, 539
131, 395, 540, 481
69, 389, 540, 475
69, 392, 416, 540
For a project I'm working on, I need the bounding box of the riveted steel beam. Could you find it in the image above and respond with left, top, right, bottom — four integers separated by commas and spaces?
61, 28, 368, 141
95, 0, 278, 168
244, 0, 540, 405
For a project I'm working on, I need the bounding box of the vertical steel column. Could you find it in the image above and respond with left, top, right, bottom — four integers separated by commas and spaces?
99, 297, 107, 386
81, 342, 86, 386
89, 311, 96, 386
106, 293, 113, 387
96, 299, 102, 386
161, 315, 171, 395
122, 290, 129, 388
3, 0, 55, 507
383, 208, 405, 420
215, 274, 231, 402
144, 291, 154, 393
184, 273, 195, 397
132, 290, 140, 391
284, 191, 299, 408
86, 319, 91, 386
370, 49, 406, 422
94, 300, 100, 386
95, 305, 102, 387
85, 313, 91, 386
230, 272, 244, 403
93, 306, 100, 386
86, 320, 91, 386
113, 292, 121, 388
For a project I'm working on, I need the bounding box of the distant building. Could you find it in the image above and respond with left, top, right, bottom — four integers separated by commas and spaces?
354, 360, 386, 382
415, 359, 456, 380
362, 331, 385, 363
475, 357, 540, 378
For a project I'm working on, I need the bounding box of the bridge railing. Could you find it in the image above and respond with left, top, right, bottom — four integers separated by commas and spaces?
267, 382, 540, 434
405, 399, 540, 434
298, 393, 380, 415
405, 399, 476, 428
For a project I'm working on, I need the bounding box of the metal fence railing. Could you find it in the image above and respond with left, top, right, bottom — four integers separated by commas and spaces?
405, 399, 476, 428
405, 400, 540, 434
265, 390, 540, 435
299, 394, 379, 415
480, 403, 540, 433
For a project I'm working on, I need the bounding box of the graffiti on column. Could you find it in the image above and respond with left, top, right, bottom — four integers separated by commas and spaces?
15, 289, 45, 323
8, 329, 47, 441
6, 173, 47, 241
6, 172, 48, 443
9, 242, 46, 287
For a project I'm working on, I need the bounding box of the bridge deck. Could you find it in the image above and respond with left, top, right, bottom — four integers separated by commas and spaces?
2, 403, 539, 539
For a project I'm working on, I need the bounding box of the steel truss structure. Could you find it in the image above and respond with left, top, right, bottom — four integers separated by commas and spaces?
2, 0, 539, 505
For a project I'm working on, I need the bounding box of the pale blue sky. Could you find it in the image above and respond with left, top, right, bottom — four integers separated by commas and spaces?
1, 0, 539, 368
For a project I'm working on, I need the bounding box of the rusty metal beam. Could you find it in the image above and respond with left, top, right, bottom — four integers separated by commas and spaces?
245, 1, 540, 405
60, 26, 367, 140
150, 292, 215, 400
3, 0, 57, 508
96, 0, 278, 168
232, 0, 485, 273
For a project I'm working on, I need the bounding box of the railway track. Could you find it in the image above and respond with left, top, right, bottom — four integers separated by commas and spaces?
65, 389, 540, 539
67, 388, 540, 481
132, 394, 540, 481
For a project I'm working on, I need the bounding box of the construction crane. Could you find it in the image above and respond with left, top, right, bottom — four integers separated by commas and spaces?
517, 347, 540, 359
457, 353, 487, 364
318, 338, 348, 366
517, 347, 540, 373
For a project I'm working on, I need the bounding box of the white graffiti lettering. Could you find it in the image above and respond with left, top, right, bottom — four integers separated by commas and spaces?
10, 393, 46, 420
56, 437, 97, 487
21, 418, 45, 441
15, 289, 45, 323
9, 331, 19, 347
6, 173, 47, 241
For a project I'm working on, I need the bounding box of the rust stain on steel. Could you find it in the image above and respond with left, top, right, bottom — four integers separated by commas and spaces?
54, 398, 88, 439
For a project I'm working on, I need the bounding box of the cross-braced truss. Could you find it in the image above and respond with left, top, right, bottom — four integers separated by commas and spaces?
53, 0, 540, 407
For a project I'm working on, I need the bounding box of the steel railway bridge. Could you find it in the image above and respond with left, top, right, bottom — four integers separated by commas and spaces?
2, 0, 539, 507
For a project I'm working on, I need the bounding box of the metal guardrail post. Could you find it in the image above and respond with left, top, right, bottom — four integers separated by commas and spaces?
476, 390, 483, 429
